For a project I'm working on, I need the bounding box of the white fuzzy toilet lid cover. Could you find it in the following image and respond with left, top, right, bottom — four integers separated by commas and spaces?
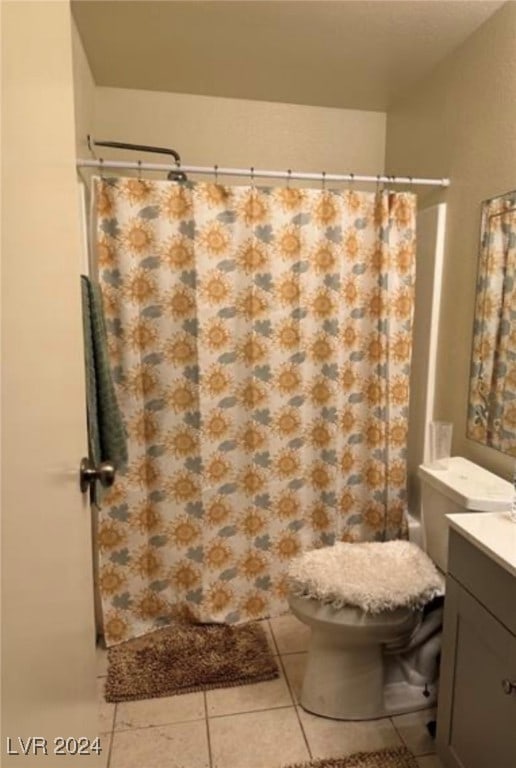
288, 540, 445, 613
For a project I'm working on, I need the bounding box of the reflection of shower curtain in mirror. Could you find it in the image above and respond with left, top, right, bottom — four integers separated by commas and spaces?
470, 199, 516, 453
489, 207, 516, 446
93, 176, 416, 645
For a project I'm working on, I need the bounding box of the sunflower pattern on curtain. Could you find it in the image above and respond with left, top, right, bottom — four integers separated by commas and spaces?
93, 176, 416, 645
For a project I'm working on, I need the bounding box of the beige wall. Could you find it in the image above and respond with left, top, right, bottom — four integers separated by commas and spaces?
386, 1, 516, 481
71, 17, 96, 157
93, 86, 386, 181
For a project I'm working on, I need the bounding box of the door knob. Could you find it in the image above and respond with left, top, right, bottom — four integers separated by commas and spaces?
79, 457, 116, 493
501, 679, 516, 695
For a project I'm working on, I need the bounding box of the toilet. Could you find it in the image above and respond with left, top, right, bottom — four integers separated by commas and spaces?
288, 456, 513, 720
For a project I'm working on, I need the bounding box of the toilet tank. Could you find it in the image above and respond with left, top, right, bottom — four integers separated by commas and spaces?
417, 457, 512, 572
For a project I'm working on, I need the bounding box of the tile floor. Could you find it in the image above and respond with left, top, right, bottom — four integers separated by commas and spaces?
97, 614, 444, 768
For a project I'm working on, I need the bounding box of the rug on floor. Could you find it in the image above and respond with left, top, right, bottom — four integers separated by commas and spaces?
282, 746, 419, 768
105, 622, 279, 702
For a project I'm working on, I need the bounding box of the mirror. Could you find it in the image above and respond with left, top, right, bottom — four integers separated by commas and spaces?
468, 189, 516, 455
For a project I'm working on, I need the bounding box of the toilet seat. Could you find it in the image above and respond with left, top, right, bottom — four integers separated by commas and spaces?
288, 540, 444, 614
289, 593, 420, 645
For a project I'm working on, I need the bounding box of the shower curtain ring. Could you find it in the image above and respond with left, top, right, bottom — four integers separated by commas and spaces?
99, 157, 105, 180
321, 171, 326, 190
137, 160, 142, 181
214, 164, 219, 184
348, 172, 355, 190
287, 169, 292, 188
250, 166, 255, 187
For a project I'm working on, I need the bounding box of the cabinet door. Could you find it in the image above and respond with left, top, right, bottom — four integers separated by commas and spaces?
437, 576, 516, 768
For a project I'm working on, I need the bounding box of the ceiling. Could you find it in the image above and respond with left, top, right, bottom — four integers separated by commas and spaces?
72, 0, 504, 112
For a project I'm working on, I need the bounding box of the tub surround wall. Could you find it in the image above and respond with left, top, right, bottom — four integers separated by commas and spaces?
407, 203, 446, 514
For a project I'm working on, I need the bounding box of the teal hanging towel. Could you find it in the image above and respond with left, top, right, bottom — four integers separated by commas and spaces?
81, 275, 128, 483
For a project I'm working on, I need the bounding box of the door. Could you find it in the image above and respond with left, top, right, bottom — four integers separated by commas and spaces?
2, 1, 99, 765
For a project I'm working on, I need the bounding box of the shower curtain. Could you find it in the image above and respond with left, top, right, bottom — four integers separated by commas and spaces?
94, 176, 416, 645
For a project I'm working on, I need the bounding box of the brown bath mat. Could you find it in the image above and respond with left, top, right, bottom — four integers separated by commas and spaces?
105, 622, 279, 702
282, 747, 418, 768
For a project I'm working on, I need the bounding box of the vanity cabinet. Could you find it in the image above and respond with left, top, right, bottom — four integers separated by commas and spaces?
436, 529, 516, 768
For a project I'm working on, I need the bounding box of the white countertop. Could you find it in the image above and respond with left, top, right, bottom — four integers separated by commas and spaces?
446, 512, 516, 577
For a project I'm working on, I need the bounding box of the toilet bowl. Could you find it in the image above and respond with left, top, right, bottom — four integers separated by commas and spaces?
289, 594, 419, 719
288, 539, 442, 719
288, 457, 513, 720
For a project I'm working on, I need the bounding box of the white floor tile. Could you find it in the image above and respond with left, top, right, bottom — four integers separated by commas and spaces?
110, 720, 210, 768
115, 691, 205, 730
209, 707, 309, 768
297, 706, 402, 759
206, 667, 292, 717
281, 652, 307, 702
98, 732, 111, 768
261, 619, 278, 655
417, 755, 444, 768
97, 678, 116, 734
269, 613, 311, 654
392, 708, 436, 756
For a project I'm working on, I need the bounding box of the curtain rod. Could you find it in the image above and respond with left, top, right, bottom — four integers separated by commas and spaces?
76, 158, 450, 188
